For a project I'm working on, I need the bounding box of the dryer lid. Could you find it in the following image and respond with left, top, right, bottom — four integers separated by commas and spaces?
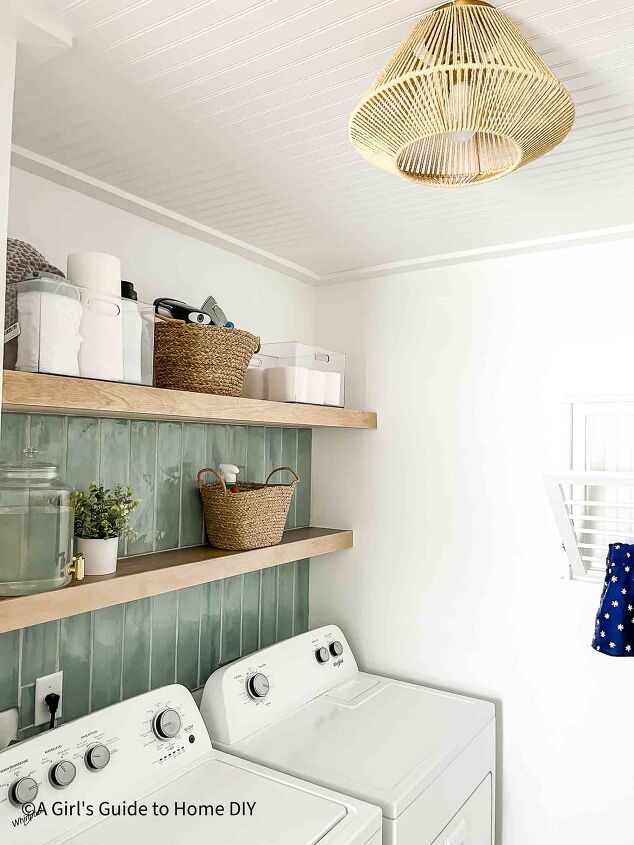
228, 677, 494, 820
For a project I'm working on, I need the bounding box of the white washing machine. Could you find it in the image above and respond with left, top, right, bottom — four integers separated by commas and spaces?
0, 683, 381, 845
201, 626, 496, 845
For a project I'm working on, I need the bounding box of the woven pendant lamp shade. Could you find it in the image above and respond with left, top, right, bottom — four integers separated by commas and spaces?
349, 0, 575, 187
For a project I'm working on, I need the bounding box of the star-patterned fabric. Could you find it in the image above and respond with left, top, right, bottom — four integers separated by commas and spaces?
592, 544, 634, 657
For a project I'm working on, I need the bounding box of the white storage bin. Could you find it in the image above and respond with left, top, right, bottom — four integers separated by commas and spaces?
10, 277, 155, 385
242, 342, 345, 407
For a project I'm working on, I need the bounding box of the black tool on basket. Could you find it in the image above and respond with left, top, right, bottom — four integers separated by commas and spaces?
154, 298, 212, 325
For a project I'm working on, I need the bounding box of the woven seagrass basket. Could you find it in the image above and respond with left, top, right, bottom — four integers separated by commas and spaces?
197, 467, 300, 551
154, 318, 259, 396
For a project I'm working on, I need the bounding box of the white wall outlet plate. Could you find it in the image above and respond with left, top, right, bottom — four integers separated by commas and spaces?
0, 709, 18, 750
34, 671, 63, 727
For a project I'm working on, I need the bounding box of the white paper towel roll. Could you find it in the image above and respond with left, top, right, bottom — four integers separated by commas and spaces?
67, 252, 121, 297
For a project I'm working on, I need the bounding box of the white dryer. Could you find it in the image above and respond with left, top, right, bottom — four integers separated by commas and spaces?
0, 683, 381, 845
201, 626, 496, 845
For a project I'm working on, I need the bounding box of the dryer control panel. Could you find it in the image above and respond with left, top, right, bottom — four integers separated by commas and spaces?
201, 626, 358, 745
0, 685, 210, 845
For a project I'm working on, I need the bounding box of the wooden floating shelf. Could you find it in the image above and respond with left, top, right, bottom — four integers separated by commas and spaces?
0, 527, 352, 634
2, 371, 377, 430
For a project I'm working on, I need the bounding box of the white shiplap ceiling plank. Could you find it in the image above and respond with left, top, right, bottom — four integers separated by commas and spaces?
19, 0, 634, 278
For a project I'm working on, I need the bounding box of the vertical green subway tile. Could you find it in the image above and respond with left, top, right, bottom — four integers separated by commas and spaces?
241, 572, 260, 657
91, 606, 124, 712
199, 581, 222, 684
0, 409, 313, 720
19, 686, 35, 729
128, 421, 157, 555
221, 576, 242, 664
226, 426, 248, 479
151, 592, 177, 690
99, 419, 131, 556
65, 418, 100, 490
60, 613, 92, 722
246, 427, 266, 482
259, 568, 278, 649
22, 622, 58, 686
0, 630, 19, 710
265, 428, 282, 478
18, 724, 48, 742
296, 429, 312, 528
282, 429, 298, 529
122, 599, 151, 700
294, 560, 310, 635
180, 424, 206, 547
177, 587, 201, 690
30, 415, 66, 468
277, 563, 295, 642
0, 413, 28, 463
99, 420, 130, 489
206, 424, 227, 469
155, 423, 182, 551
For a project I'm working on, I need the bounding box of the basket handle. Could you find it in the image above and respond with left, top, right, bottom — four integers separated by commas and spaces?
197, 467, 228, 495
265, 466, 300, 487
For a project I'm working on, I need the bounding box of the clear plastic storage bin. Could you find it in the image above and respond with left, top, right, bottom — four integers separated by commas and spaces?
242, 342, 345, 407
8, 275, 155, 385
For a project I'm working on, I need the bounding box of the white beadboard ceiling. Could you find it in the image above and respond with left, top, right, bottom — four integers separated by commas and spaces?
11, 0, 634, 281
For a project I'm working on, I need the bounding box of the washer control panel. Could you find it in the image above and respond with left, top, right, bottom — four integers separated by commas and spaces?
0, 685, 210, 844
201, 625, 357, 745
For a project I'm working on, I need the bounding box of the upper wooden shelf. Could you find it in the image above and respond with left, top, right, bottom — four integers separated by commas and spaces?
2, 371, 377, 430
0, 527, 353, 634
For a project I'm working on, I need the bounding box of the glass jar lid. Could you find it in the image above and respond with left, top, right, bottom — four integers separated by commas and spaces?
0, 448, 59, 481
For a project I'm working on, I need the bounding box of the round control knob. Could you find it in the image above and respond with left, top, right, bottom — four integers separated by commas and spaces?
329, 641, 344, 657
10, 777, 38, 806
153, 708, 182, 741
49, 761, 76, 789
85, 744, 110, 772
247, 673, 270, 700
315, 647, 329, 664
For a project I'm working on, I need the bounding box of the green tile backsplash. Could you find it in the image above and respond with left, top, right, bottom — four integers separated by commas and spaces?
0, 414, 312, 740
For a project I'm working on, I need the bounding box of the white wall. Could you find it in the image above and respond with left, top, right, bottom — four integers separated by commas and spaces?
310, 238, 634, 845
0, 39, 16, 405
8, 167, 315, 344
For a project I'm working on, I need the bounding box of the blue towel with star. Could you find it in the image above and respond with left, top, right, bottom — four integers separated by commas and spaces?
593, 543, 634, 656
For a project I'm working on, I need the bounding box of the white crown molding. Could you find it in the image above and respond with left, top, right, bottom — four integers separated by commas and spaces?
318, 224, 634, 285
11, 146, 320, 286
1, 1, 72, 49
12, 146, 634, 287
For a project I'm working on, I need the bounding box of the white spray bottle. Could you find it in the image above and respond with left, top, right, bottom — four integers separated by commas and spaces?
219, 464, 240, 493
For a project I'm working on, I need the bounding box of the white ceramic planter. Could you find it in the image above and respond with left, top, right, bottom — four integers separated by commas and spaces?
76, 537, 119, 576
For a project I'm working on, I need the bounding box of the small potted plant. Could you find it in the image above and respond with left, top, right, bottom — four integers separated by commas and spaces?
71, 483, 139, 576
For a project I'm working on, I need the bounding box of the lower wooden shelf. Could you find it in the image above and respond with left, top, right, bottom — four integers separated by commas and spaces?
0, 527, 352, 634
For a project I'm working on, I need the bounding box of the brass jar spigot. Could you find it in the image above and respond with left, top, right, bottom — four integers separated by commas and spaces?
68, 553, 85, 582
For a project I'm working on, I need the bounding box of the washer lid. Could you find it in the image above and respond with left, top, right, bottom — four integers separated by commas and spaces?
226, 675, 495, 820
64, 757, 353, 845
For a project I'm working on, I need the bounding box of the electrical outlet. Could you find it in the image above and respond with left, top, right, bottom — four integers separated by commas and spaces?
34, 671, 63, 727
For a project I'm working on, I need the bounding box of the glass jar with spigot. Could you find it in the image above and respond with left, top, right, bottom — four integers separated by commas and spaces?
0, 448, 84, 596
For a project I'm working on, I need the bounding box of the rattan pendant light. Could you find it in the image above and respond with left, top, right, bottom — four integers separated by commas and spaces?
349, 0, 575, 187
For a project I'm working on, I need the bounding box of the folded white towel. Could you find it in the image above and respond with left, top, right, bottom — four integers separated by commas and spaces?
16, 290, 82, 376
78, 293, 123, 381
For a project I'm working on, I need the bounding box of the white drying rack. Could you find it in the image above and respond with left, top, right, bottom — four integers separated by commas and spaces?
545, 472, 634, 583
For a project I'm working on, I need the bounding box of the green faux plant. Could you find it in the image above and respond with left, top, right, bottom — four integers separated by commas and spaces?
71, 483, 140, 540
